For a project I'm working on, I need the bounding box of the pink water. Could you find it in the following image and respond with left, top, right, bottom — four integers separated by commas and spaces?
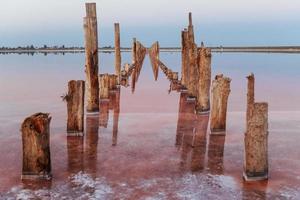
0, 53, 300, 199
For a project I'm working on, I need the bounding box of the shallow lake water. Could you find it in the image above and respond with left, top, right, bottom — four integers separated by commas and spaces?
0, 52, 300, 199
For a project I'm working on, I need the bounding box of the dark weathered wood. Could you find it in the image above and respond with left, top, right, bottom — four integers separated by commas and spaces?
114, 23, 121, 83
21, 113, 52, 180
132, 38, 137, 64
244, 102, 268, 181
149, 41, 160, 81
246, 73, 255, 131
187, 43, 198, 97
210, 74, 231, 134
99, 74, 109, 99
84, 3, 99, 113
181, 29, 189, 87
66, 80, 85, 135
196, 47, 212, 113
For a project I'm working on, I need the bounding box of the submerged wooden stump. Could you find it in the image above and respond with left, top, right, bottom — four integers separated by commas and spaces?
210, 74, 231, 134
84, 3, 99, 113
114, 23, 121, 83
21, 113, 52, 180
196, 47, 212, 113
66, 80, 85, 136
244, 102, 269, 181
99, 74, 110, 100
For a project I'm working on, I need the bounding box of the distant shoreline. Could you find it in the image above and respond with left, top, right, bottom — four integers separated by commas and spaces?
1, 46, 300, 54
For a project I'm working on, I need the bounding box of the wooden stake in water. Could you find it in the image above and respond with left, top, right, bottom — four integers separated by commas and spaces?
181, 29, 189, 87
84, 3, 99, 113
66, 80, 85, 136
21, 113, 52, 180
210, 74, 231, 134
244, 102, 269, 181
114, 23, 121, 83
99, 74, 110, 100
149, 41, 160, 81
196, 47, 212, 113
246, 73, 255, 131
132, 38, 137, 64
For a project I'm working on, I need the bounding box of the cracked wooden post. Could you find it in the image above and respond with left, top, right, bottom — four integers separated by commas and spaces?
132, 38, 137, 64
21, 113, 52, 180
196, 47, 212, 114
99, 74, 109, 100
210, 74, 231, 134
246, 73, 255, 131
84, 3, 99, 113
149, 41, 160, 81
181, 29, 189, 88
114, 23, 121, 83
66, 80, 85, 136
244, 102, 269, 181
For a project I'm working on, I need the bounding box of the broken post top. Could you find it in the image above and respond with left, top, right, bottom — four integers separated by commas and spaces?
212, 74, 231, 92
247, 73, 255, 81
189, 12, 193, 26
86, 3, 97, 18
22, 113, 51, 134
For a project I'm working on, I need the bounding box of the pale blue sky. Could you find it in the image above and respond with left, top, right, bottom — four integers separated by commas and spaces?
0, 0, 300, 47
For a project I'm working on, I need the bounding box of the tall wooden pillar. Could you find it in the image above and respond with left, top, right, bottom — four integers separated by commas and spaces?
246, 73, 255, 131
114, 23, 121, 83
84, 3, 99, 113
196, 47, 212, 113
181, 29, 189, 87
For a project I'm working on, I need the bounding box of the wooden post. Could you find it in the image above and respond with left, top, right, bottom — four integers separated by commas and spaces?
114, 23, 121, 83
187, 43, 198, 97
188, 12, 195, 45
181, 29, 189, 87
246, 73, 255, 131
244, 102, 268, 181
210, 74, 231, 134
84, 3, 99, 113
99, 74, 110, 100
108, 74, 118, 91
149, 41, 160, 81
21, 113, 52, 180
196, 47, 212, 113
132, 38, 137, 64
66, 80, 85, 136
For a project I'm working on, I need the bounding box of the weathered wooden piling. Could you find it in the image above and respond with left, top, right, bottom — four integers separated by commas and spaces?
187, 43, 198, 97
210, 74, 231, 134
84, 3, 99, 113
149, 41, 160, 81
66, 80, 85, 136
246, 73, 255, 131
99, 74, 110, 100
21, 113, 52, 180
196, 47, 212, 113
244, 102, 269, 181
181, 29, 189, 87
114, 23, 121, 83
108, 74, 118, 91
132, 38, 137, 64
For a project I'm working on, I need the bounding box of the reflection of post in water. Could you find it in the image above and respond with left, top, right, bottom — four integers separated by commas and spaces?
175, 92, 196, 170
112, 88, 121, 146
191, 114, 209, 172
67, 136, 84, 174
207, 135, 226, 174
99, 100, 109, 128
85, 115, 99, 175
242, 181, 268, 200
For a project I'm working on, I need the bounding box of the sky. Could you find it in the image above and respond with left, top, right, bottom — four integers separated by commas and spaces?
0, 0, 300, 47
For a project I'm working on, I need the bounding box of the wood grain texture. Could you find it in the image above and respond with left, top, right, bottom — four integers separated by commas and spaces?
114, 23, 121, 83
21, 113, 52, 180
